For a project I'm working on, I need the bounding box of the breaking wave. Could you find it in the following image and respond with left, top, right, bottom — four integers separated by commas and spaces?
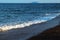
0, 14, 58, 31
0, 20, 47, 31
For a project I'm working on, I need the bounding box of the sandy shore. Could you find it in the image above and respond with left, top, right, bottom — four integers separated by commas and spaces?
0, 15, 60, 40
28, 25, 60, 40
0, 24, 60, 40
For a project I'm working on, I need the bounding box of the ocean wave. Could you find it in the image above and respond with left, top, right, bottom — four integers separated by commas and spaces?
0, 14, 59, 31
0, 20, 47, 31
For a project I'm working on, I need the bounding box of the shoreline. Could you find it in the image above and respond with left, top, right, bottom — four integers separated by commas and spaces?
0, 15, 60, 40
27, 25, 60, 40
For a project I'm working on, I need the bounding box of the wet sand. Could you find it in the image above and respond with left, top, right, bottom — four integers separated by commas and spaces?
0, 24, 59, 40
28, 25, 60, 40
0, 15, 60, 40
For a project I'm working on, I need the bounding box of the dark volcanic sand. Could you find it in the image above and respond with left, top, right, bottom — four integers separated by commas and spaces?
27, 25, 60, 40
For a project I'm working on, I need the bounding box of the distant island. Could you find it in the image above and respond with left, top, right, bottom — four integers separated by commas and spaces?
32, 1, 38, 3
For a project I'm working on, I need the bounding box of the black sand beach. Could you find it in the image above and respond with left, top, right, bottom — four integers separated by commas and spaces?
28, 25, 60, 40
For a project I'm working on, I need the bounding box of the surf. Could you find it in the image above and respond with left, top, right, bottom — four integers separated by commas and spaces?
0, 14, 58, 31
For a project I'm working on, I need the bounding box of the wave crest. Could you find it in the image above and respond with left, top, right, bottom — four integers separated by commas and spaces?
0, 13, 59, 32
0, 20, 47, 31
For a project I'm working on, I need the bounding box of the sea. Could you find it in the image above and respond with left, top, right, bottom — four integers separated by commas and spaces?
0, 3, 60, 30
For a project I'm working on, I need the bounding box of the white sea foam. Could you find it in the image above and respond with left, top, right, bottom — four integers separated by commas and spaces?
0, 20, 47, 31
0, 13, 60, 31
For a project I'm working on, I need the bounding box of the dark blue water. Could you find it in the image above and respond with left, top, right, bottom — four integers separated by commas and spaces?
0, 3, 60, 30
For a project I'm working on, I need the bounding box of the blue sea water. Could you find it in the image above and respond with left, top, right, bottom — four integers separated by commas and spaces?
0, 3, 60, 30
